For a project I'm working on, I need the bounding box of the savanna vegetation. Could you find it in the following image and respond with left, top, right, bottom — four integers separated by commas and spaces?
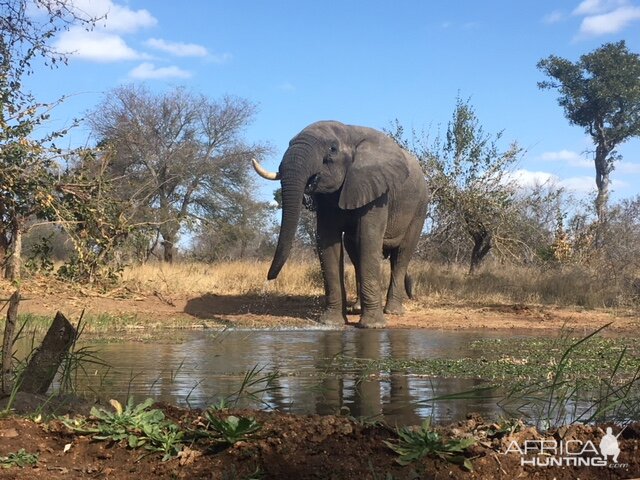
1, 1, 640, 478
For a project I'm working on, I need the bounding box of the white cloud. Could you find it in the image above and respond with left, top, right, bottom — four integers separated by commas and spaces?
52, 1, 219, 71
129, 62, 192, 80
506, 169, 622, 195
570, 0, 640, 37
558, 176, 596, 193
53, 0, 156, 62
506, 170, 597, 195
54, 28, 147, 62
69, 0, 157, 33
572, 0, 627, 16
507, 169, 558, 189
617, 161, 640, 174
578, 5, 640, 35
539, 149, 592, 168
145, 38, 208, 57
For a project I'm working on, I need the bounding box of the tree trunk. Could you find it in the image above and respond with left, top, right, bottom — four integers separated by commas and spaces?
0, 241, 7, 279
18, 312, 77, 395
0, 202, 8, 277
162, 239, 174, 263
594, 137, 615, 221
159, 222, 179, 263
1, 220, 23, 394
3, 221, 21, 281
593, 142, 614, 248
469, 230, 492, 275
1, 289, 20, 394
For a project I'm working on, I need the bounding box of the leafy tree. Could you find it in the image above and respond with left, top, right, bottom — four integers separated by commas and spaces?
53, 151, 136, 283
0, 69, 56, 279
391, 98, 523, 273
86, 85, 270, 263
0, 0, 103, 393
537, 41, 640, 223
0, 1, 101, 278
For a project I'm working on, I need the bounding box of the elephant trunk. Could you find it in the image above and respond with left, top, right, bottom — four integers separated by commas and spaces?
268, 146, 317, 280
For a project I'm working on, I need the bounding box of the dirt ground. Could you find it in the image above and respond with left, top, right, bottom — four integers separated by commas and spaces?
2, 284, 639, 479
0, 405, 639, 480
11, 285, 640, 333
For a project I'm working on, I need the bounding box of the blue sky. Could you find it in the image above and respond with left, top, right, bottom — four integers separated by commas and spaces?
25, 0, 640, 204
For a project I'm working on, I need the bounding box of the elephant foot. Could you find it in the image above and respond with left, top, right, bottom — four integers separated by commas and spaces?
356, 310, 386, 329
384, 300, 405, 316
318, 309, 347, 327
347, 300, 362, 315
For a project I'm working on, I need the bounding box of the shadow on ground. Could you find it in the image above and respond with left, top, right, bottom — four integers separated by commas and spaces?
184, 293, 324, 320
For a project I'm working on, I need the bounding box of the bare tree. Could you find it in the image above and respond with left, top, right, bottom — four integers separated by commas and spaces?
86, 84, 270, 262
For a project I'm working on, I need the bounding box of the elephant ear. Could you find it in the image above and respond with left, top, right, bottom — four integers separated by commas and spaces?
338, 138, 410, 210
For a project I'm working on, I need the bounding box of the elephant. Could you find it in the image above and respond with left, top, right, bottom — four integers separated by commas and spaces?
253, 120, 428, 328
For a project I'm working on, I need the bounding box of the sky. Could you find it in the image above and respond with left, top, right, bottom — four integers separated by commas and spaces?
23, 0, 640, 205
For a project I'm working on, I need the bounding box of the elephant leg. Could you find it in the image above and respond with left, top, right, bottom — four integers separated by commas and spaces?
316, 214, 347, 326
344, 234, 361, 314
384, 249, 405, 315
384, 212, 424, 315
356, 204, 387, 329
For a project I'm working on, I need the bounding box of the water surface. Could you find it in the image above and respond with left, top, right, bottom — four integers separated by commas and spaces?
72, 328, 537, 424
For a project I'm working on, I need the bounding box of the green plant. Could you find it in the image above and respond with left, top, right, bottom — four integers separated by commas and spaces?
63, 398, 184, 461
136, 421, 185, 461
226, 365, 282, 408
24, 234, 55, 274
485, 418, 523, 438
498, 322, 640, 428
384, 419, 475, 471
0, 449, 39, 468
204, 412, 261, 445
90, 398, 165, 442
208, 397, 231, 412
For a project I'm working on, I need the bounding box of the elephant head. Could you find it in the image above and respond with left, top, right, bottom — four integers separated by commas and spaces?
253, 121, 410, 280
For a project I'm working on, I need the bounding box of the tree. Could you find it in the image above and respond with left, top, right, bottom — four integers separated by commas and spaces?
191, 192, 274, 261
1, 1, 99, 74
0, 0, 102, 395
389, 97, 523, 273
86, 85, 270, 263
0, 1, 102, 277
537, 41, 640, 224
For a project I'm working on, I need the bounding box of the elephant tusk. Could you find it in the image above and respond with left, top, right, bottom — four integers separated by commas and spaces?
252, 158, 280, 180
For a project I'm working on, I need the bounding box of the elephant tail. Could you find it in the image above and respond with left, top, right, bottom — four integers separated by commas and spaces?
405, 274, 414, 300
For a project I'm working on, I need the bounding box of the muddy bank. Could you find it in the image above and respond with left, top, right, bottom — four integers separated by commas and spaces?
0, 403, 638, 479
12, 288, 639, 333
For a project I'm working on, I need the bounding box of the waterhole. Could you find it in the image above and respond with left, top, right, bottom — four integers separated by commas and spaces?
68, 328, 545, 425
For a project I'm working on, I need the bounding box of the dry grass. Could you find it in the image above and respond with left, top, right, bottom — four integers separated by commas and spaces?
122, 260, 327, 297
121, 259, 638, 310
413, 261, 638, 309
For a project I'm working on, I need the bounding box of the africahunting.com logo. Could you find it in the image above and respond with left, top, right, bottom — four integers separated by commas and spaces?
503, 426, 628, 468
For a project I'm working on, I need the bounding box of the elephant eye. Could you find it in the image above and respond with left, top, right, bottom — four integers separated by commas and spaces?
329, 143, 338, 153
